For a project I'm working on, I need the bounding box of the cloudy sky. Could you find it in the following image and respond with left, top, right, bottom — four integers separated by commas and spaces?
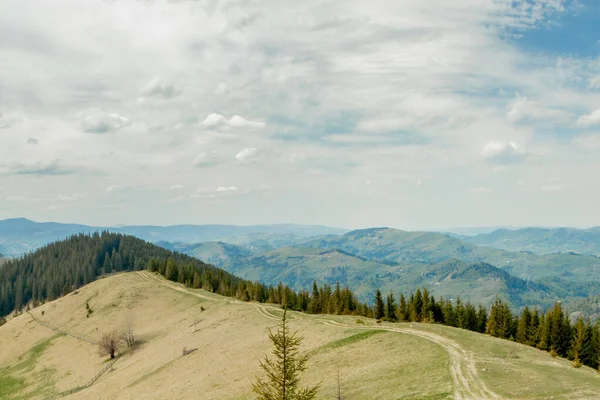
1, 0, 599, 229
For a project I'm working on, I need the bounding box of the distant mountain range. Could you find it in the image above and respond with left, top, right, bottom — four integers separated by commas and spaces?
171, 228, 600, 308
459, 227, 600, 256
3, 218, 600, 311
0, 218, 347, 257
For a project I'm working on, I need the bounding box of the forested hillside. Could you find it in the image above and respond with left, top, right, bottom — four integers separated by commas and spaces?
0, 233, 241, 317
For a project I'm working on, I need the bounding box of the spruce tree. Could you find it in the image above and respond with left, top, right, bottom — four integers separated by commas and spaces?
374, 290, 385, 320
165, 259, 177, 282
397, 294, 408, 322
413, 289, 423, 321
527, 308, 540, 346
571, 316, 586, 365
253, 309, 321, 400
516, 306, 531, 344
385, 292, 397, 321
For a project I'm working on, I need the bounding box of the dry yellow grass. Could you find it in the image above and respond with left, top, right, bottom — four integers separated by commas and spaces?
1, 271, 599, 400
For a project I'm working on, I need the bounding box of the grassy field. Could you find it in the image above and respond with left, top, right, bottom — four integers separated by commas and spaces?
0, 272, 599, 399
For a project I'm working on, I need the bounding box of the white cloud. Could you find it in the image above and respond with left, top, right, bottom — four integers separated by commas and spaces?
191, 186, 239, 198
0, 113, 22, 129
202, 113, 228, 128
506, 95, 571, 124
541, 178, 562, 193
170, 184, 184, 190
26, 137, 38, 145
139, 78, 180, 99
590, 76, 600, 89
284, 153, 307, 163
80, 109, 130, 134
6, 160, 77, 175
235, 147, 258, 162
1, 0, 597, 228
576, 109, 600, 126
216, 186, 238, 192
468, 186, 492, 194
193, 151, 218, 167
215, 82, 229, 95
229, 115, 266, 129
481, 141, 526, 164
106, 185, 120, 193
54, 193, 81, 202
201, 113, 265, 129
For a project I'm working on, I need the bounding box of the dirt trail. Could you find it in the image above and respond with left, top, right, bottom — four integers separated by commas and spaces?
136, 271, 505, 400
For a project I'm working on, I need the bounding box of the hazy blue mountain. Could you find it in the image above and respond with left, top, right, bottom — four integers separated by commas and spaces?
0, 218, 99, 256
0, 218, 347, 257
461, 227, 600, 256
440, 226, 521, 236
114, 223, 346, 243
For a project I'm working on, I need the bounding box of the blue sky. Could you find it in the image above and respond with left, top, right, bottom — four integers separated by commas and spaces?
512, 1, 600, 57
0, 0, 599, 230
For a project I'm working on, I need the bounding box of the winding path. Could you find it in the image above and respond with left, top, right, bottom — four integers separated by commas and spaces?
136, 271, 505, 400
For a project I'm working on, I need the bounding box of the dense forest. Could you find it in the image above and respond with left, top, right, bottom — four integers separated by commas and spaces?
1, 232, 599, 371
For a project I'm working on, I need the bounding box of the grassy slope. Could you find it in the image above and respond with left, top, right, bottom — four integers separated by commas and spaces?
0, 272, 598, 400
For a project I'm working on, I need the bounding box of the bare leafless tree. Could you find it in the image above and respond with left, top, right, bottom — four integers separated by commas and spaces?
99, 330, 122, 359
121, 322, 136, 347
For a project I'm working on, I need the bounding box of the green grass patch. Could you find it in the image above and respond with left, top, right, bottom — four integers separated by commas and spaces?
317, 330, 386, 353
0, 375, 26, 398
0, 334, 59, 399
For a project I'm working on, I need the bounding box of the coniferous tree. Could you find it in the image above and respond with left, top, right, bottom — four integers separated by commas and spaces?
527, 308, 540, 346
476, 305, 488, 333
397, 294, 409, 322
374, 290, 385, 320
422, 288, 431, 321
252, 309, 321, 400
463, 303, 478, 331
516, 306, 531, 344
537, 314, 550, 351
486, 298, 513, 339
442, 299, 457, 327
571, 316, 586, 364
165, 259, 177, 282
308, 281, 320, 314
385, 292, 397, 321
412, 289, 423, 322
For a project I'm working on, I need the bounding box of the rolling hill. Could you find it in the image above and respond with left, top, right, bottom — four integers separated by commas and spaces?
174, 228, 600, 308
177, 241, 591, 309
2, 271, 600, 400
461, 227, 600, 256
299, 228, 600, 282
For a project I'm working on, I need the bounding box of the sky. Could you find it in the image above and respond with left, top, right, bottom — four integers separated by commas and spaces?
0, 0, 599, 230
